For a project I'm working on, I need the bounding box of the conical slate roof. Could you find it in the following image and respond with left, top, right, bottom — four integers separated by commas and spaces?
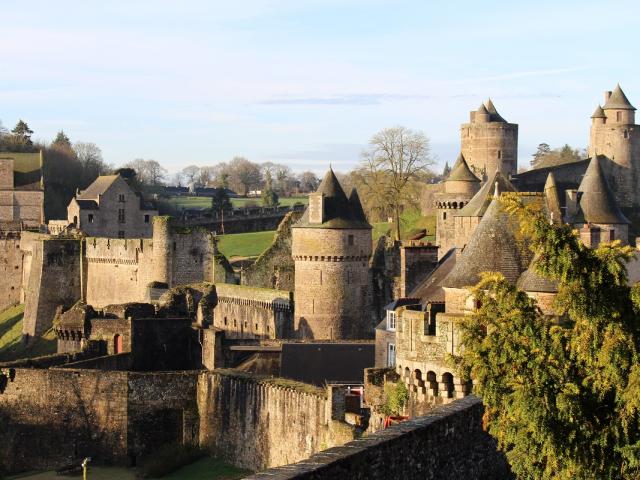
348, 187, 368, 223
591, 105, 606, 118
517, 255, 558, 294
444, 197, 532, 289
544, 172, 562, 223
294, 168, 372, 229
571, 156, 630, 225
485, 98, 507, 122
603, 84, 636, 111
447, 153, 481, 183
477, 103, 489, 114
456, 169, 516, 217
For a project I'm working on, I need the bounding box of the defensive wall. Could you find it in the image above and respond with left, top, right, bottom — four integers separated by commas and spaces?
0, 363, 354, 475
0, 228, 23, 311
18, 218, 221, 337
246, 395, 512, 480
213, 284, 293, 340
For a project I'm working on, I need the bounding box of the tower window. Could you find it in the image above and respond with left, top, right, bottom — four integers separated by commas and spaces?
617, 111, 622, 122
497, 150, 502, 159
144, 214, 150, 223
624, 130, 629, 139
118, 209, 125, 223
88, 214, 94, 223
442, 212, 447, 220
348, 234, 354, 246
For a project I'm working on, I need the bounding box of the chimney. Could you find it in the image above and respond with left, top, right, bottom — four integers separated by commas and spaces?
604, 91, 612, 102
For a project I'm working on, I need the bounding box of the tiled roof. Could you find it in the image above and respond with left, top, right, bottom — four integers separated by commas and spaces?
517, 256, 558, 293
485, 98, 507, 122
447, 153, 480, 183
77, 175, 120, 200
456, 170, 516, 217
602, 84, 636, 111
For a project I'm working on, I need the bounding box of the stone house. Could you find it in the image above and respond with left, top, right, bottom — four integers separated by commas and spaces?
66, 174, 158, 238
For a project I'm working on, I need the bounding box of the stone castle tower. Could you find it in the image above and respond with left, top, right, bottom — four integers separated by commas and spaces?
433, 153, 480, 258
460, 99, 518, 179
292, 169, 372, 340
588, 84, 639, 208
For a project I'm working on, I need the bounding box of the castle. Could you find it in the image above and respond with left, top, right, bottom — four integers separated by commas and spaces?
1, 85, 639, 477
373, 85, 640, 421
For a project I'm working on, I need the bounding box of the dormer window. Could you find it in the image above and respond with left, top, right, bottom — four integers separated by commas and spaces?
386, 310, 397, 331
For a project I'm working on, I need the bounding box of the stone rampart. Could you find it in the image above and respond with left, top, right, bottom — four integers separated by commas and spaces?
245, 395, 512, 480
197, 370, 354, 471
213, 284, 293, 340
0, 234, 23, 310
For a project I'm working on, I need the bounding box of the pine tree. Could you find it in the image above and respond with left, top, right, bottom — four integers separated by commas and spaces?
11, 120, 34, 146
442, 161, 451, 178
530, 142, 551, 168
455, 193, 640, 479
261, 171, 279, 208
52, 130, 71, 148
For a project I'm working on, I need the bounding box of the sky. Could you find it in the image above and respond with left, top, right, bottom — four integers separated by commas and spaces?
1, 0, 639, 176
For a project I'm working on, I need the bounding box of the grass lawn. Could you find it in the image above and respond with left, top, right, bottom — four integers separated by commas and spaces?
217, 230, 276, 259
160, 196, 307, 212
372, 209, 436, 242
0, 304, 57, 362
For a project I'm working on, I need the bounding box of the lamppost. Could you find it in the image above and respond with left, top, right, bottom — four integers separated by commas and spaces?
82, 457, 92, 480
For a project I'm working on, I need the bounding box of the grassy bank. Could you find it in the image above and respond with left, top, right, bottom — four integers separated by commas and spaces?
0, 304, 56, 362
161, 195, 308, 211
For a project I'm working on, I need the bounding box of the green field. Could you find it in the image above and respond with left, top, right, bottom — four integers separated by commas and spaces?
0, 304, 56, 362
160, 195, 308, 211
217, 210, 436, 259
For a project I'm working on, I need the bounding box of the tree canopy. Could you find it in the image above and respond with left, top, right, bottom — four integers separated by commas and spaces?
455, 193, 640, 479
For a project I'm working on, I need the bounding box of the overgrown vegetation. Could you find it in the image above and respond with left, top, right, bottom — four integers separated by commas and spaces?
455, 193, 640, 479
381, 381, 409, 416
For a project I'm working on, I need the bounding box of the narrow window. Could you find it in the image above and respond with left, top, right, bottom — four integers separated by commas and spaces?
118, 209, 125, 223
617, 111, 622, 122
387, 343, 396, 367
387, 310, 396, 331
497, 150, 502, 159
624, 130, 629, 139
118, 231, 125, 239
88, 214, 94, 223
348, 234, 354, 246
609, 230, 615, 241
443, 211, 447, 220
224, 317, 228, 325
118, 194, 125, 202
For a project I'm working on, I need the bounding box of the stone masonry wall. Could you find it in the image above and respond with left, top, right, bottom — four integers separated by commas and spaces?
247, 396, 512, 480
0, 235, 23, 311
197, 370, 354, 471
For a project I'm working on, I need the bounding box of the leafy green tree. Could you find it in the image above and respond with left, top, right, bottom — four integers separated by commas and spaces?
211, 188, 232, 212
381, 381, 409, 416
455, 193, 640, 480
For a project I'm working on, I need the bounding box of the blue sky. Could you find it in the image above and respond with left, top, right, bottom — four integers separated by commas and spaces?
1, 1, 639, 175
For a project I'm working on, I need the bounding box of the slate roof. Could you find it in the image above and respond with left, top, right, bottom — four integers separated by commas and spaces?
544, 172, 562, 223
456, 169, 516, 217
77, 175, 120, 200
485, 98, 507, 122
408, 248, 457, 304
443, 197, 533, 289
591, 105, 606, 118
447, 153, 481, 183
517, 256, 558, 293
603, 84, 636, 111
75, 199, 99, 210
294, 169, 371, 229
570, 156, 630, 224
477, 103, 489, 115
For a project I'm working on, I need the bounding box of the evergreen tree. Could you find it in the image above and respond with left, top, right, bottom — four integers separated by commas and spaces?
261, 171, 279, 208
11, 120, 34, 146
52, 130, 72, 148
531, 142, 551, 168
455, 193, 640, 479
442, 161, 451, 178
211, 188, 232, 212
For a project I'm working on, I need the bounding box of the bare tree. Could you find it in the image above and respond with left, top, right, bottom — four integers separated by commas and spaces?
361, 126, 433, 239
298, 171, 320, 193
181, 165, 201, 185
198, 166, 216, 186
275, 164, 292, 194
124, 158, 167, 185
229, 156, 262, 196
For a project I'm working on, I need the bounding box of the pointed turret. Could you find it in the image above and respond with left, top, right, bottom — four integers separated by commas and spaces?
485, 98, 506, 122
603, 84, 636, 111
447, 153, 481, 183
543, 172, 562, 223
571, 156, 629, 225
443, 197, 533, 288
456, 169, 516, 218
294, 168, 371, 229
517, 254, 558, 294
591, 105, 606, 118
348, 187, 368, 223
